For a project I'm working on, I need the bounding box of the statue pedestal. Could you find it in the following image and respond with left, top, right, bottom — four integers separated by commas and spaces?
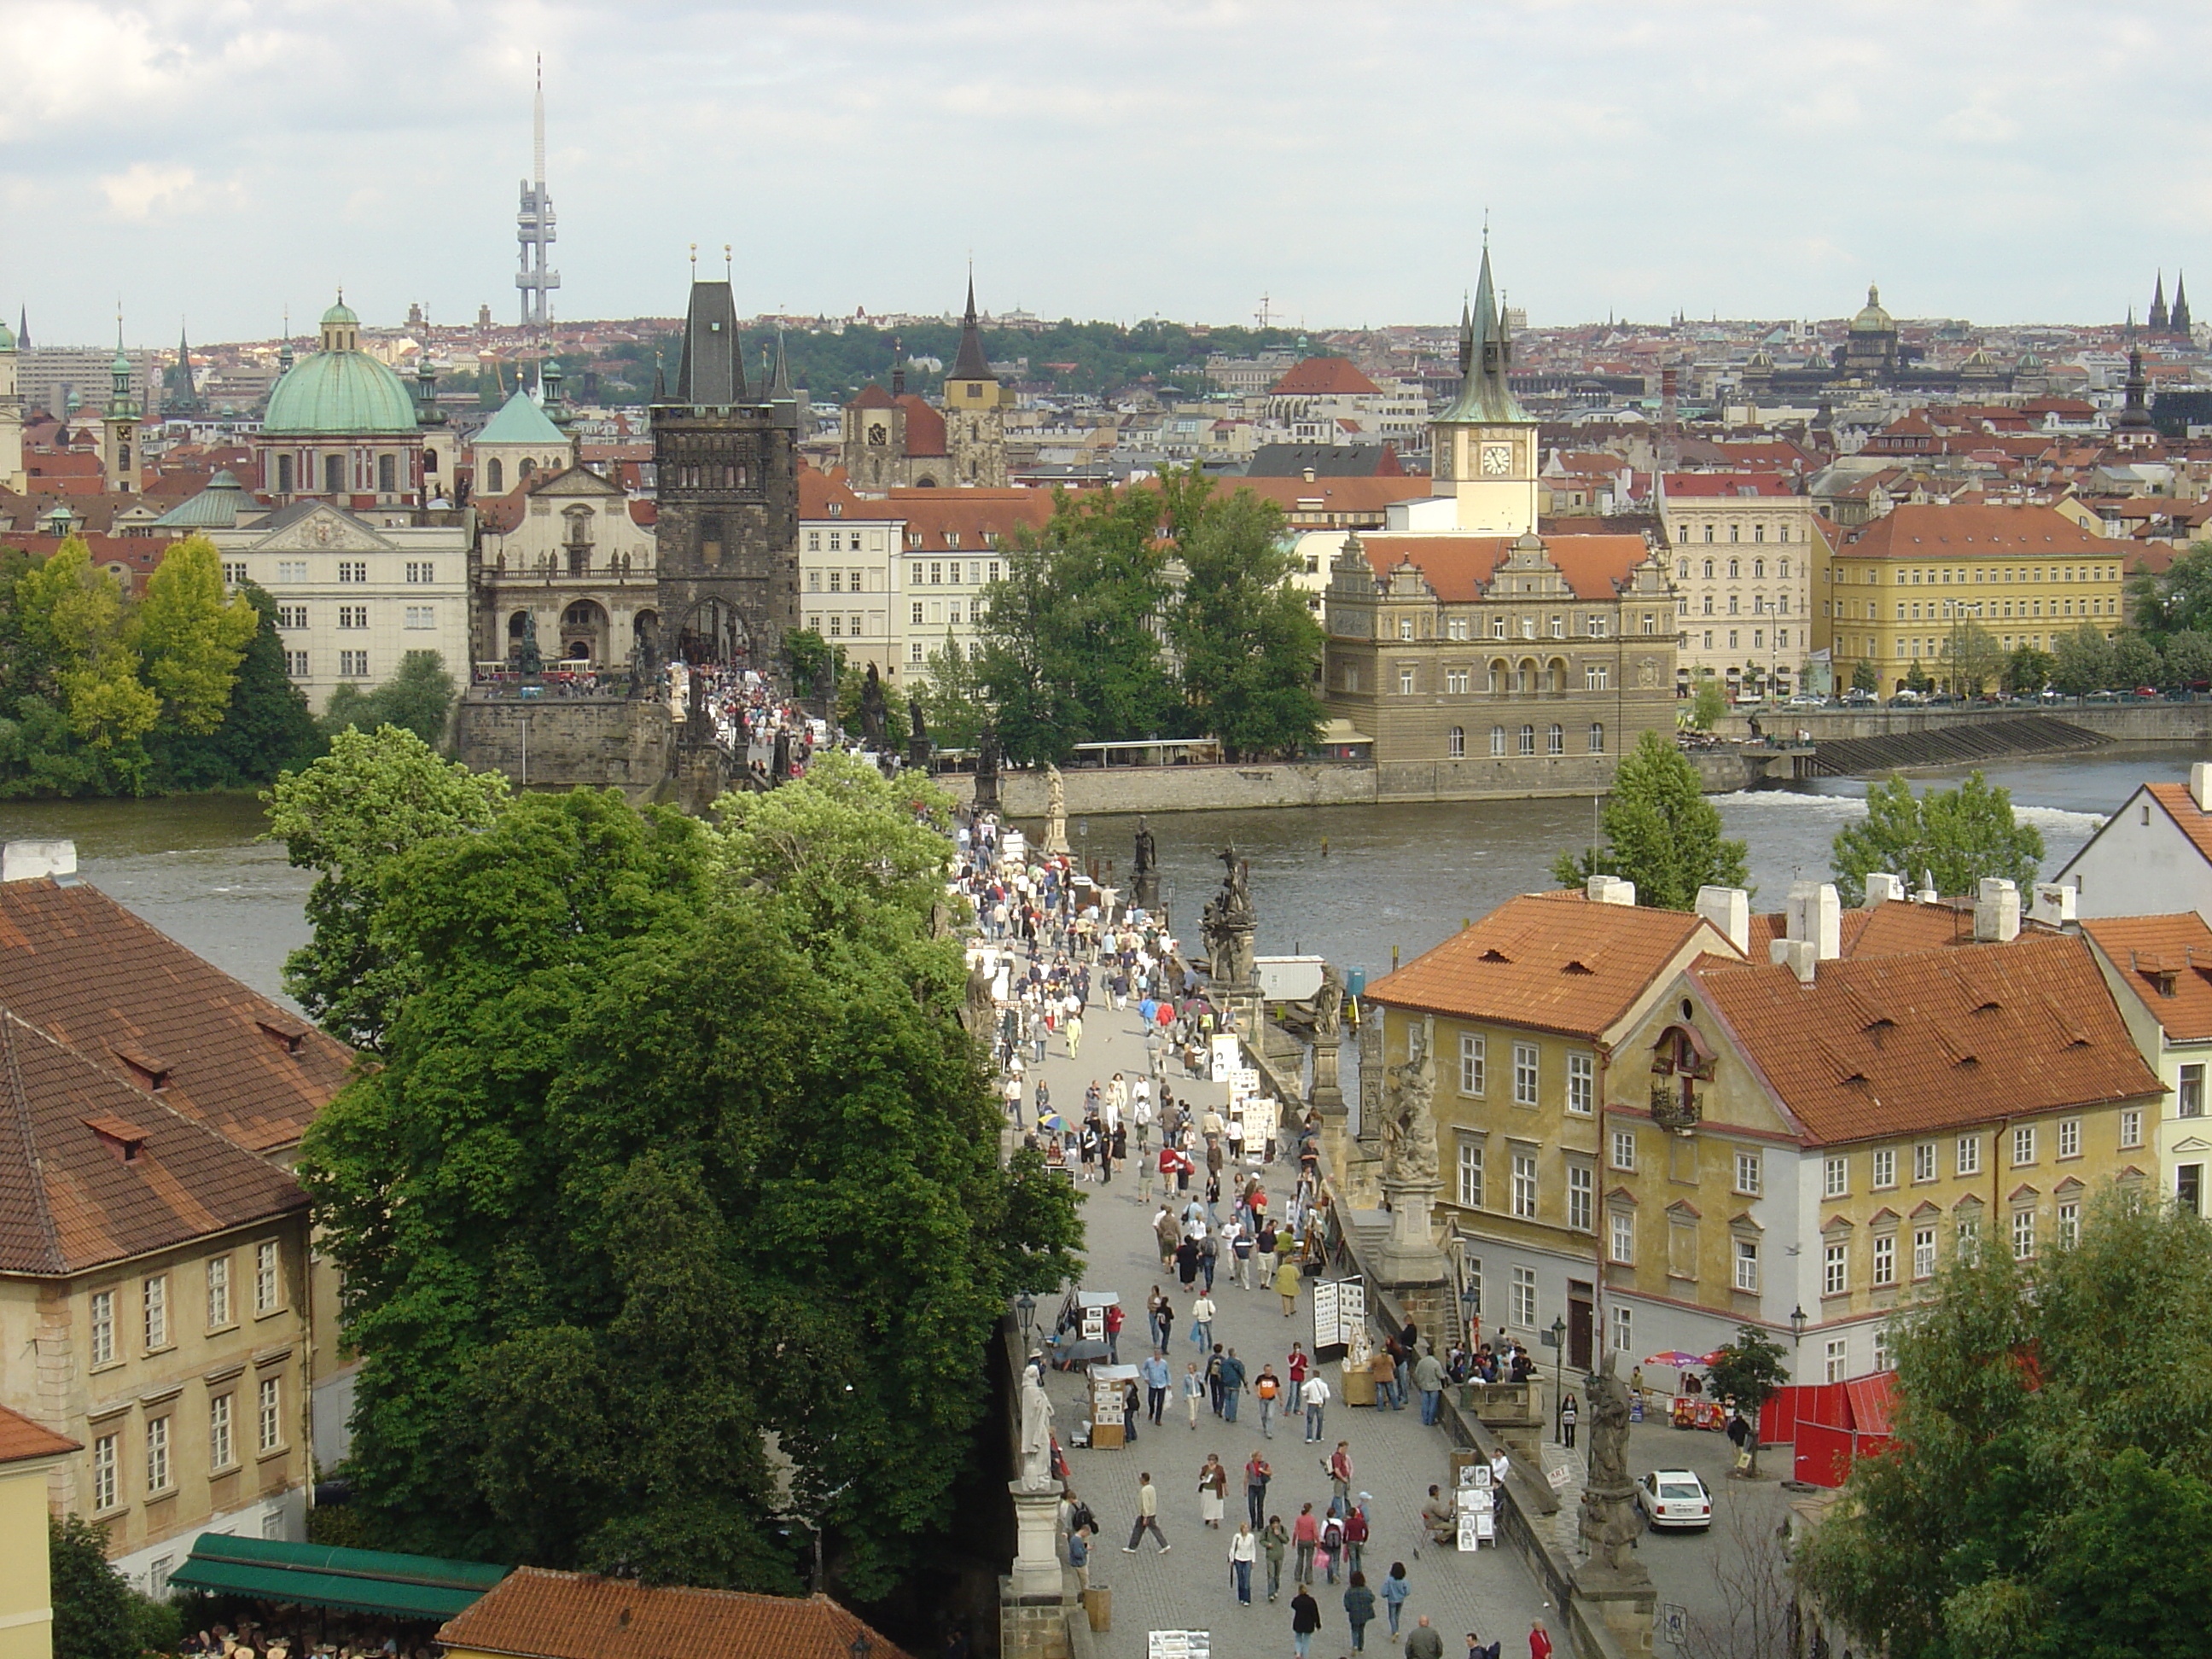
1572, 1547, 1656, 1657
1312, 1039, 1344, 1112
1377, 1176, 1450, 1284
1008, 1479, 1067, 1600
1042, 813, 1070, 858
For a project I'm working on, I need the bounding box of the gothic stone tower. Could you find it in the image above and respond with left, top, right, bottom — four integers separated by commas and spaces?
652, 279, 799, 667
943, 276, 1007, 487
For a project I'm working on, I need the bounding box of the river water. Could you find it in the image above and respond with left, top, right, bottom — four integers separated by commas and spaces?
0, 748, 2194, 1006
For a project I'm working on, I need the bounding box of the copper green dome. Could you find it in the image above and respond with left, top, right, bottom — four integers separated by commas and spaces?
265, 296, 418, 435
321, 299, 359, 328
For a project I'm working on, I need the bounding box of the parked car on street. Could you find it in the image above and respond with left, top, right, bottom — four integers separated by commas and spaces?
1636, 1469, 1714, 1532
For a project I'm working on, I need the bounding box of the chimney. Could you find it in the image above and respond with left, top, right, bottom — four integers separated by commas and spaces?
1769, 937, 1819, 984
1786, 880, 1842, 960
2193, 762, 2212, 812
1695, 885, 1751, 956
1586, 875, 1636, 906
1974, 877, 2022, 943
1, 840, 75, 882
2030, 881, 2077, 928
1864, 872, 1906, 905
1917, 870, 1939, 905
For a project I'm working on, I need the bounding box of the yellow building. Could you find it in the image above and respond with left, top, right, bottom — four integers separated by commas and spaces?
0, 1408, 78, 1659
1604, 883, 2161, 1382
1820, 502, 2130, 694
1359, 882, 1743, 1369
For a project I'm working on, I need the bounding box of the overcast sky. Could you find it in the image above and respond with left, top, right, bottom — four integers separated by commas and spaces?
6, 1, 2203, 347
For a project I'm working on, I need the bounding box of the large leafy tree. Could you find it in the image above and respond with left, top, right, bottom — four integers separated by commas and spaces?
2005, 644, 2053, 695
2050, 623, 2113, 699
148, 583, 324, 789
1829, 770, 2045, 905
13, 538, 160, 771
1705, 1324, 1790, 1477
1551, 729, 1749, 909
1167, 488, 1325, 759
323, 649, 460, 746
2128, 537, 2212, 638
131, 534, 259, 734
263, 725, 509, 1049
918, 630, 987, 749
1797, 1191, 2212, 1659
49, 1515, 177, 1659
302, 765, 1080, 1599
1938, 620, 2005, 696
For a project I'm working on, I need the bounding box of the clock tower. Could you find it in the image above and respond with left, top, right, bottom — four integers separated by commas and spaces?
1429, 245, 1538, 535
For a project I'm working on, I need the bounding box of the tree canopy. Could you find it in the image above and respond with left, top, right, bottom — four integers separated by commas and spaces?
323, 649, 460, 746
299, 758, 1080, 1600
1797, 1191, 2212, 1659
1551, 729, 1749, 909
1165, 487, 1326, 760
1829, 770, 2045, 906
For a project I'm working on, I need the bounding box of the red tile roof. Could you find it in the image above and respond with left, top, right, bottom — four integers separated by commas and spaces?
1837, 503, 2130, 559
1366, 892, 1732, 1039
0, 1403, 79, 1463
435, 1569, 911, 1659
894, 393, 946, 459
1269, 356, 1383, 398
1690, 933, 2159, 1146
1745, 899, 1982, 959
0, 877, 353, 1155
1212, 476, 1430, 519
2081, 912, 2212, 1042
798, 469, 905, 521
1351, 532, 1656, 602
1661, 473, 1801, 498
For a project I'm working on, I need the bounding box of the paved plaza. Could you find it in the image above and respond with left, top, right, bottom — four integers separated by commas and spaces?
1018, 993, 1553, 1659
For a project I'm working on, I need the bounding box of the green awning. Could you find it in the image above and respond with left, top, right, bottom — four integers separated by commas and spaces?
166, 1534, 509, 1620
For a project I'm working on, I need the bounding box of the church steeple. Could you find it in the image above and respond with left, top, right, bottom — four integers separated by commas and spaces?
1428, 242, 1537, 536
169, 318, 204, 416
943, 272, 1006, 486
2151, 271, 2169, 333
2174, 271, 2192, 338
951, 271, 994, 383
2116, 311, 2156, 439
1433, 243, 1528, 427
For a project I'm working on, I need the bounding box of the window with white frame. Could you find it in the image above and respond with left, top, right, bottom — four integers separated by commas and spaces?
2122, 1109, 2144, 1149
1511, 1266, 1536, 1328
1610, 1301, 1632, 1358
1872, 1233, 1896, 1285
276, 560, 306, 583
1568, 1164, 1593, 1231
210, 1394, 234, 1470
1912, 1226, 1936, 1280
1823, 1241, 1848, 1296
2058, 1118, 2081, 1158
1913, 1141, 1936, 1183
404, 605, 434, 630
337, 561, 366, 584
1399, 666, 1416, 695
92, 1431, 118, 1511
255, 1241, 281, 1313
2011, 1208, 2035, 1260
146, 1415, 172, 1493
405, 561, 435, 584
1824, 1338, 1848, 1383
1824, 1155, 1848, 1198
285, 650, 309, 678
2011, 1125, 2036, 1167
1458, 1033, 1486, 1096
276, 603, 307, 629
1457, 1139, 1483, 1209
90, 1290, 114, 1367
2182, 1065, 2205, 1117
1567, 1051, 1594, 1115
1872, 1327, 1893, 1372
143, 1275, 167, 1352
259, 1376, 282, 1453
1871, 1148, 1896, 1189
222, 561, 247, 585
1734, 1150, 1761, 1196
1513, 1043, 1539, 1105
1512, 1150, 1539, 1219
1610, 1129, 1637, 1171
1732, 1237, 1760, 1293
2058, 1200, 2080, 1247
1610, 1210, 1635, 1264
1957, 1135, 1982, 1176
338, 650, 368, 678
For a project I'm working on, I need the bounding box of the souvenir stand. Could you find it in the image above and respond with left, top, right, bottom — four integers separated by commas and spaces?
1447, 1450, 1497, 1549
1086, 1362, 1138, 1449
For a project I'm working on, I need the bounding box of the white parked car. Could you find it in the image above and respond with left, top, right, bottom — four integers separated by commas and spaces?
1636, 1469, 1713, 1531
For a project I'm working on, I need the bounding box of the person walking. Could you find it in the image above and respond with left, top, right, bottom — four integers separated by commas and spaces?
1301, 1371, 1331, 1442
1413, 1348, 1447, 1427
1319, 1508, 1345, 1586
1262, 1512, 1289, 1603
1174, 1235, 1201, 1290
1196, 1452, 1228, 1528
1292, 1501, 1320, 1585
1372, 1345, 1400, 1412
1200, 1230, 1220, 1293
1228, 1521, 1257, 1605
1559, 1392, 1578, 1450
1290, 1587, 1322, 1659
1189, 1290, 1216, 1352
1066, 1010, 1082, 1059
1326, 1441, 1354, 1509
1124, 1472, 1170, 1554
1527, 1620, 1552, 1659
1219, 1347, 1248, 1423
1243, 1449, 1272, 1529
1255, 1364, 1282, 1438
1275, 1250, 1301, 1316
1380, 1562, 1412, 1641
1146, 1286, 1170, 1349
1207, 1344, 1226, 1415
1182, 1359, 1206, 1430
1141, 1350, 1170, 1426
1344, 1571, 1377, 1653
1154, 1206, 1179, 1268
1232, 1220, 1255, 1289
1406, 1615, 1445, 1659
1343, 1495, 1370, 1577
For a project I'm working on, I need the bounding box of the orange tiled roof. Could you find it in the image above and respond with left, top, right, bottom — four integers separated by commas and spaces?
1839, 503, 2129, 559
0, 877, 353, 1155
1269, 356, 1383, 397
1351, 533, 1656, 603
1213, 476, 1430, 516
2081, 913, 2212, 1042
1745, 899, 1984, 959
2144, 783, 2212, 869
1365, 892, 1728, 1039
0, 1403, 78, 1463
435, 1569, 911, 1659
1691, 933, 2160, 1146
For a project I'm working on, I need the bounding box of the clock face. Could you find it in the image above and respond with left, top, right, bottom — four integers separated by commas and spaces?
1481, 442, 1514, 476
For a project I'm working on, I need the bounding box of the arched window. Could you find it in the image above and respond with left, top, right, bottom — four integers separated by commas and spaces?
1548, 658, 1568, 693
1589, 722, 1605, 754
423, 446, 439, 474
323, 453, 345, 494
1703, 559, 1715, 579
1448, 725, 1465, 759
377, 453, 397, 494
487, 457, 504, 493
1548, 723, 1565, 754
1487, 661, 1504, 694
1518, 724, 1536, 755
1491, 725, 1507, 756
1753, 559, 1766, 579
1728, 559, 1741, 579
521, 457, 538, 479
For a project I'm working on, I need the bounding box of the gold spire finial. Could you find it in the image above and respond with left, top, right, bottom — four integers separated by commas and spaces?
689, 242, 697, 275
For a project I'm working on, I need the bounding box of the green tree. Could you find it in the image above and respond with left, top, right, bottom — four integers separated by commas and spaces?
1167, 488, 1325, 759
2128, 537, 2212, 638
2051, 622, 2112, 699
49, 1514, 177, 1659
1797, 1191, 2212, 1659
1904, 663, 1935, 696
148, 584, 325, 789
918, 631, 988, 750
2110, 629, 2163, 690
2163, 629, 2212, 692
780, 628, 841, 705
1705, 1324, 1790, 1477
1551, 730, 1749, 909
1829, 770, 2045, 906
1938, 620, 2005, 696
131, 534, 259, 734
263, 725, 509, 1049
301, 777, 1080, 1599
14, 538, 160, 770
1687, 672, 1727, 731
1851, 658, 1881, 696
2005, 644, 2054, 695
323, 650, 459, 746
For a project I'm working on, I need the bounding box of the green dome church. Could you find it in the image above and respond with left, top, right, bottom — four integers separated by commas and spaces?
254, 296, 431, 506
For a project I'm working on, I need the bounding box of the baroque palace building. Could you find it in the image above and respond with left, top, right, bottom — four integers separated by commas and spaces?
1322, 248, 1677, 800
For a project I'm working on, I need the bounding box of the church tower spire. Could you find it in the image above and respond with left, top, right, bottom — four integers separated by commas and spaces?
169, 317, 204, 416
103, 315, 141, 493
1429, 242, 1536, 535
2174, 271, 2192, 338
2151, 271, 2169, 333
943, 271, 1005, 486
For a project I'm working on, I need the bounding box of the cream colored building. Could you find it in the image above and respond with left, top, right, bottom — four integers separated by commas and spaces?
1660, 474, 1827, 697
0, 1407, 76, 1659
476, 464, 658, 669
2083, 910, 2212, 1219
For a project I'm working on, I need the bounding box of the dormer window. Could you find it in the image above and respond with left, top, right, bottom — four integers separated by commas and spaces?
84, 1115, 148, 1163
255, 1016, 308, 1057
111, 1045, 170, 1091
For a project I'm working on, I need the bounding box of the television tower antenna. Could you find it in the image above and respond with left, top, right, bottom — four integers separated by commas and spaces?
515, 54, 561, 327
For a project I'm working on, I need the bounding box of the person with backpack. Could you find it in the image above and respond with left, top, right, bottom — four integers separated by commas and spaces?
1319, 1507, 1346, 1585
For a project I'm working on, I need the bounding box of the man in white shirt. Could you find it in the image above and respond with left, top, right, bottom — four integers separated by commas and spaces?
1301, 1372, 1331, 1442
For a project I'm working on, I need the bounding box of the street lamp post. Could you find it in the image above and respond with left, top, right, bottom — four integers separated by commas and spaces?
1790, 1305, 1807, 1378
1551, 1314, 1568, 1443
1016, 1292, 1038, 1350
